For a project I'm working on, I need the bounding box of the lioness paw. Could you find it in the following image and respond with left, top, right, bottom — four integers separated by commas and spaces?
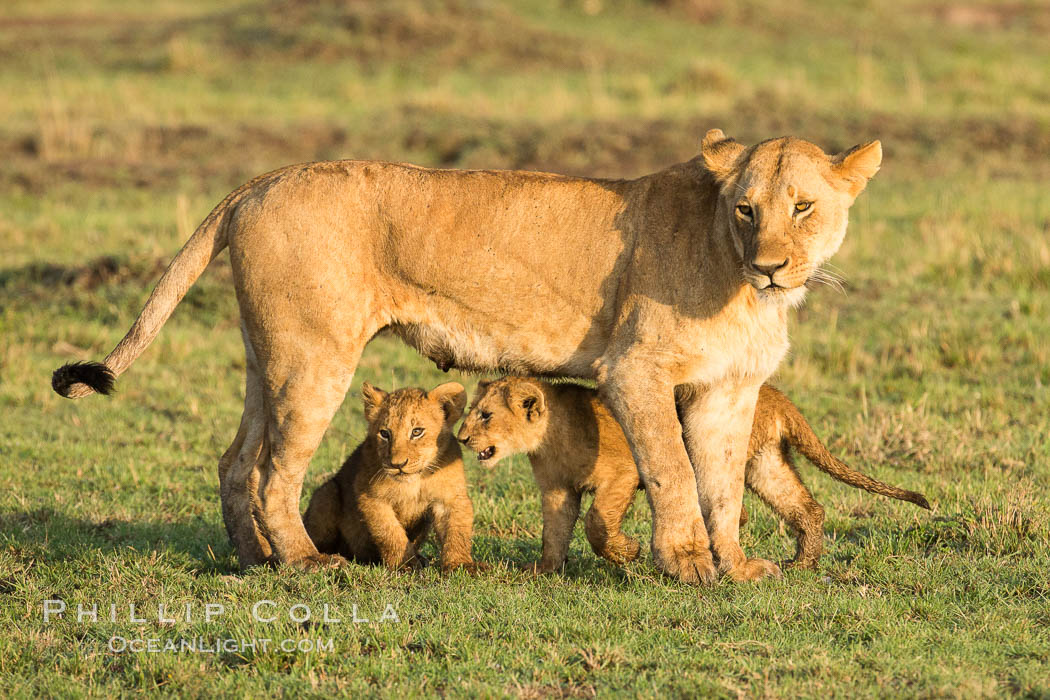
651, 530, 717, 585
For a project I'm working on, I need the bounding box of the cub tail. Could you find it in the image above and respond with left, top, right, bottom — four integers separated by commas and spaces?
770, 386, 931, 510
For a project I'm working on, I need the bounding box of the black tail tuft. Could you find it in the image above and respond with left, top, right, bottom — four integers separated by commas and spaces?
914, 494, 932, 510
52, 361, 116, 398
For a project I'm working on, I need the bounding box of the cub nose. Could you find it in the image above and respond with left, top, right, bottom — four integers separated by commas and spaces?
457, 434, 471, 445
390, 459, 408, 471
752, 258, 789, 279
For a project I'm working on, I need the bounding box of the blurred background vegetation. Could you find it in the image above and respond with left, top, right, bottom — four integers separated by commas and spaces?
1, 0, 1049, 695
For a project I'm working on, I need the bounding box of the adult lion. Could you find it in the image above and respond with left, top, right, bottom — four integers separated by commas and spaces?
52, 130, 881, 583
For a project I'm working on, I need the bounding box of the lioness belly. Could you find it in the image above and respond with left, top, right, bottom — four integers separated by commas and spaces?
390, 315, 603, 377
371, 167, 632, 376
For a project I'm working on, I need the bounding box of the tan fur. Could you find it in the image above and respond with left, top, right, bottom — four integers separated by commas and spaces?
302, 382, 478, 570
746, 385, 930, 568
53, 131, 880, 583
459, 379, 928, 571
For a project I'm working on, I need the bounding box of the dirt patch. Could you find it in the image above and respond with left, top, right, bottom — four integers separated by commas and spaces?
4, 88, 1050, 195
928, 2, 1050, 31
646, 0, 725, 24
0, 0, 623, 74
0, 254, 233, 297
0, 255, 169, 293
0, 121, 348, 192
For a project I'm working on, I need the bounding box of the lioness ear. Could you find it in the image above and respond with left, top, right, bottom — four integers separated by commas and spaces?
701, 128, 745, 182
832, 140, 882, 198
508, 382, 546, 423
361, 382, 388, 423
429, 382, 467, 424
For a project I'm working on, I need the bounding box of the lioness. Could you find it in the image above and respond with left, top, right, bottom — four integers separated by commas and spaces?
303, 382, 479, 570
458, 378, 930, 572
52, 130, 881, 584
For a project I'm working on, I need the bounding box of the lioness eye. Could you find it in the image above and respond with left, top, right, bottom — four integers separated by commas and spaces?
480, 411, 492, 422
736, 203, 752, 218
378, 429, 391, 440
795, 201, 812, 213
411, 427, 424, 438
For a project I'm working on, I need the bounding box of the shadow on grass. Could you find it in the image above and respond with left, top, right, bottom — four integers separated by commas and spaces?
1, 509, 669, 585
0, 507, 236, 574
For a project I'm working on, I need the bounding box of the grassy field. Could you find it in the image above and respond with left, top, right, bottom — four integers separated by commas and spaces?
2, 0, 1049, 696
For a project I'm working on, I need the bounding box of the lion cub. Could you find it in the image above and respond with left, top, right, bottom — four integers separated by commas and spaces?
458, 378, 929, 572
303, 381, 479, 571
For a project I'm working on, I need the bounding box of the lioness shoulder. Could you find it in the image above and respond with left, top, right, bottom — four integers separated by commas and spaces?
303, 381, 480, 571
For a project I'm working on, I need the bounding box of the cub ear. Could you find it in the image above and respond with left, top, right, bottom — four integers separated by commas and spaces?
429, 382, 467, 424
508, 381, 546, 423
701, 128, 745, 182
832, 140, 882, 198
361, 382, 388, 423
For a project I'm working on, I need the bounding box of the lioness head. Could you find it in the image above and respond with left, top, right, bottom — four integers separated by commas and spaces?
701, 129, 882, 306
361, 381, 467, 481
456, 377, 547, 466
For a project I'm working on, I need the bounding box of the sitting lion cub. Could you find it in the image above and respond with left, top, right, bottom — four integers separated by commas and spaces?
303, 381, 479, 571
458, 378, 929, 572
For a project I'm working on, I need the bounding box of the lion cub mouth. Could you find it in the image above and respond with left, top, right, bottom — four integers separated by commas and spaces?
476, 446, 496, 462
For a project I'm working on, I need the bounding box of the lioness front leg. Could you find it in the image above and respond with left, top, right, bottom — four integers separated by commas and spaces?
599, 363, 715, 584
679, 381, 781, 581
535, 487, 582, 574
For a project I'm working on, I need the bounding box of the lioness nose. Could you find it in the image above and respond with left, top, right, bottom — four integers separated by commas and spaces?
753, 258, 789, 278
458, 436, 471, 444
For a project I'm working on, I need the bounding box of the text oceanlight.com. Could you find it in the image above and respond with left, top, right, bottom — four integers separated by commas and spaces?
108, 637, 335, 654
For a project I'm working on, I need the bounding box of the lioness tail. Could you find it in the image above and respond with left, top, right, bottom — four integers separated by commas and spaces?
51, 184, 246, 399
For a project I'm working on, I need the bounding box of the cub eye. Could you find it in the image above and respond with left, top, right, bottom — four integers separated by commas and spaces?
735, 202, 753, 219
480, 410, 492, 422
411, 427, 425, 439
377, 429, 391, 440
795, 201, 813, 213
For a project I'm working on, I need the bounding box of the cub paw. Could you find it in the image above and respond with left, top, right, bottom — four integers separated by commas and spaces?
403, 552, 430, 570
522, 561, 561, 576
441, 561, 490, 575
600, 536, 641, 566
726, 557, 782, 582
296, 553, 348, 571
784, 556, 818, 571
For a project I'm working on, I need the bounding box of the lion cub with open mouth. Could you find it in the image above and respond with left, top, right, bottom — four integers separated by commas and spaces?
458, 378, 929, 573
303, 381, 480, 571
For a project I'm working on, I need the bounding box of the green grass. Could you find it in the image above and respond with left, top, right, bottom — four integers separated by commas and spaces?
2, 0, 1049, 696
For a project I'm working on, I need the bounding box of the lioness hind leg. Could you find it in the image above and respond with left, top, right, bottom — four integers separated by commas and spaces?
584, 468, 641, 566
218, 363, 273, 567
254, 359, 357, 567
745, 443, 825, 569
